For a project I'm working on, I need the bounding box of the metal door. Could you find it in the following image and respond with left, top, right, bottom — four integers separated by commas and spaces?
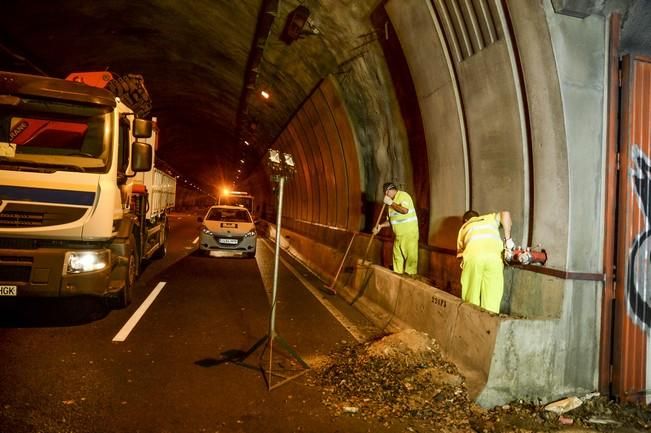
613, 54, 651, 403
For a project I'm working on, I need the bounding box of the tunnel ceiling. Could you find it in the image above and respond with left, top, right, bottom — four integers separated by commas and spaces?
0, 0, 382, 195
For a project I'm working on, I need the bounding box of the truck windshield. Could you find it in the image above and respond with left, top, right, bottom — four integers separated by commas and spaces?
0, 99, 112, 173
219, 196, 253, 211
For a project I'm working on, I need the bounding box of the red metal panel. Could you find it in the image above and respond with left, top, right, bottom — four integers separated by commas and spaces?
313, 87, 347, 228
287, 122, 313, 223
613, 55, 651, 402
296, 101, 327, 225
307, 95, 338, 227
321, 78, 363, 231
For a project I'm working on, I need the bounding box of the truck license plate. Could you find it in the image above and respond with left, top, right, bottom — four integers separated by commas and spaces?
219, 238, 238, 245
0, 285, 17, 296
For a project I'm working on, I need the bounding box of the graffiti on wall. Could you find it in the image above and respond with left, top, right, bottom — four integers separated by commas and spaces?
628, 145, 651, 332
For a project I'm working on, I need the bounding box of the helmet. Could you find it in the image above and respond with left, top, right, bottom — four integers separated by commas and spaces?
383, 182, 397, 192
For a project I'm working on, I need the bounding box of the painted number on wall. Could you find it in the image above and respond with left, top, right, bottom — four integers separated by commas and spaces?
431, 296, 447, 308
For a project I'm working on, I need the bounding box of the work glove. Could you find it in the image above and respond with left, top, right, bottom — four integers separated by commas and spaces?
372, 225, 381, 235
383, 195, 394, 206
504, 238, 515, 251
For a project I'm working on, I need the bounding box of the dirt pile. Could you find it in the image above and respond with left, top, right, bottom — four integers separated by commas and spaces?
309, 329, 650, 433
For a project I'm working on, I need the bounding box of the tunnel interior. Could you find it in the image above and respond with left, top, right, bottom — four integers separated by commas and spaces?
3, 0, 651, 406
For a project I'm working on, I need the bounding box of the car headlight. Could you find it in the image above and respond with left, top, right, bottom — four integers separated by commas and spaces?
201, 226, 212, 235
244, 229, 257, 238
65, 250, 110, 274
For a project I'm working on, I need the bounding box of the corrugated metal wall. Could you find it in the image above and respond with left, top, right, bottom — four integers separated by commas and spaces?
614, 55, 651, 403
272, 76, 363, 245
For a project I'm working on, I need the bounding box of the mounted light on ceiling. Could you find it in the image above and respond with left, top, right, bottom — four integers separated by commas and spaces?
244, 140, 250, 146
260, 90, 270, 99
281, 5, 310, 44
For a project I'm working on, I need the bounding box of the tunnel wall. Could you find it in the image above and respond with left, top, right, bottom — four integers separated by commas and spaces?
259, 0, 607, 403
260, 77, 365, 274
382, 0, 604, 402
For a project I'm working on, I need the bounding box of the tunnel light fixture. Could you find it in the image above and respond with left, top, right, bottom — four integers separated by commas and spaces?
244, 140, 250, 146
265, 149, 295, 180
260, 90, 270, 99
268, 149, 281, 165
240, 159, 245, 164
283, 153, 295, 168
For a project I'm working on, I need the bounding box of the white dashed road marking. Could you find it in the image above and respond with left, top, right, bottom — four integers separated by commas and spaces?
260, 239, 366, 343
113, 282, 166, 342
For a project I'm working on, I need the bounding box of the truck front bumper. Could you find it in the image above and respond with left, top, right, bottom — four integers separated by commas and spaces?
0, 243, 112, 298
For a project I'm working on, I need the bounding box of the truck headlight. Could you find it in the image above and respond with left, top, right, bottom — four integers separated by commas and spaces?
65, 250, 110, 274
244, 229, 257, 238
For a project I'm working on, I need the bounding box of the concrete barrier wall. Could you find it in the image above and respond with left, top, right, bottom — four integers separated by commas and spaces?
345, 262, 598, 407
273, 220, 599, 406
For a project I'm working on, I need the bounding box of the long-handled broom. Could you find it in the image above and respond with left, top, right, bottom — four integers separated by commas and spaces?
325, 203, 387, 294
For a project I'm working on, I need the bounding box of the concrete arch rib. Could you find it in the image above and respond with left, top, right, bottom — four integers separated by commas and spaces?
495, 0, 531, 247
427, 0, 471, 211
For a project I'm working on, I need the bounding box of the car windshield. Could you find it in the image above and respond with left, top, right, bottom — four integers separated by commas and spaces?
206, 208, 251, 223
0, 98, 112, 173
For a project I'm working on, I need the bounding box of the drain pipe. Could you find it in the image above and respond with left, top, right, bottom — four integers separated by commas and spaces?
236, 0, 280, 145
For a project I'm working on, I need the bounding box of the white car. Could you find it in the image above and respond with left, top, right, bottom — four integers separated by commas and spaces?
198, 205, 257, 258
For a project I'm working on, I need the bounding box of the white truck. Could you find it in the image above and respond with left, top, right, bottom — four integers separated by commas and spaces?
218, 191, 254, 214
0, 70, 175, 307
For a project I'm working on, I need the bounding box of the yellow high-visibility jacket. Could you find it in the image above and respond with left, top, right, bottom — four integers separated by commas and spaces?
456, 212, 503, 260
388, 191, 418, 237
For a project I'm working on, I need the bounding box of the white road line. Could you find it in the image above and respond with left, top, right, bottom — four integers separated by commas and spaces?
260, 240, 366, 343
112, 282, 166, 342
192, 236, 199, 245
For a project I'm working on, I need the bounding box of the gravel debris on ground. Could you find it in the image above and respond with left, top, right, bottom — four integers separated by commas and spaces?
307, 329, 651, 433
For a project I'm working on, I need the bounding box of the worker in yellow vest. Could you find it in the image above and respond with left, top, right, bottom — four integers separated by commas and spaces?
373, 182, 419, 275
456, 210, 514, 313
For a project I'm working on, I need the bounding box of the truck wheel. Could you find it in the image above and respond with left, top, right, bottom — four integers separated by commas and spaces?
152, 220, 169, 259
118, 234, 139, 308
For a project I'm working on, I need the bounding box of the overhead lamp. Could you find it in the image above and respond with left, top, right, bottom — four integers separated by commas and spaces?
283, 153, 295, 168
265, 148, 296, 179
240, 159, 245, 163
268, 149, 281, 165
260, 90, 270, 99
244, 140, 250, 146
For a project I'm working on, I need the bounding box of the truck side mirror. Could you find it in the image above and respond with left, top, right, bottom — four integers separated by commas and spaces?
132, 118, 152, 138
131, 141, 152, 172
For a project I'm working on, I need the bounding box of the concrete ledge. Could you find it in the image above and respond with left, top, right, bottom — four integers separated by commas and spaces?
339, 263, 500, 400
340, 263, 590, 407
265, 223, 598, 407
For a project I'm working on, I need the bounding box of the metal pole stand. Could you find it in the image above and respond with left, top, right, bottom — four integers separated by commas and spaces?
239, 152, 308, 390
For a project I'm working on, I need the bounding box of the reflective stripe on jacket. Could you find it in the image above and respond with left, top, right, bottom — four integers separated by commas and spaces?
456, 212, 502, 258
389, 190, 418, 237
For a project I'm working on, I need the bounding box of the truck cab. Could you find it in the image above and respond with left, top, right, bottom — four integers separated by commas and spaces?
0, 71, 174, 308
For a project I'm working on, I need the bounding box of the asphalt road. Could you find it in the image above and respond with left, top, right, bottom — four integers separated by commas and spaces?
0, 212, 405, 433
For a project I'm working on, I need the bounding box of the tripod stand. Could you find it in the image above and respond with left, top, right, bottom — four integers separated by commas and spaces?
238, 172, 309, 390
